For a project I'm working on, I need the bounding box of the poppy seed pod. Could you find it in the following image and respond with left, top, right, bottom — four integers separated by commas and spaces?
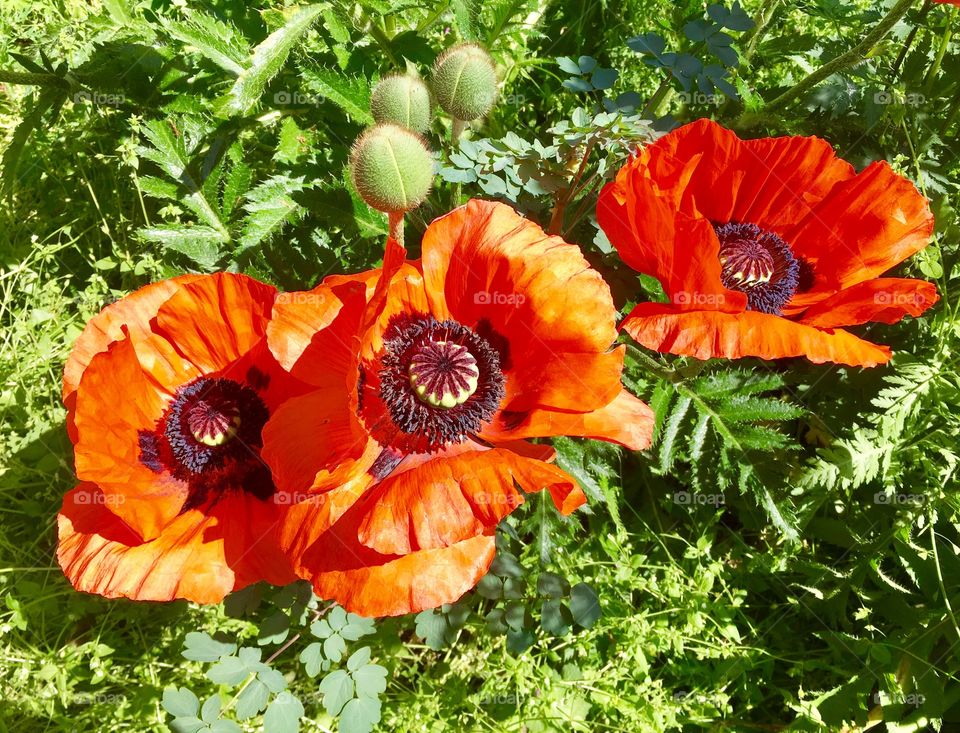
349, 124, 434, 214
431, 43, 498, 121
370, 74, 433, 133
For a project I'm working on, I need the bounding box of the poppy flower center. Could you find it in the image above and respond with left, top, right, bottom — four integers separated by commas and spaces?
408, 340, 480, 408
138, 376, 273, 507
371, 315, 505, 453
714, 222, 800, 315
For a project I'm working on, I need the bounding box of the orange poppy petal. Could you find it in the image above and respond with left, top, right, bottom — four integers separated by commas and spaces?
622, 303, 892, 367
57, 484, 295, 603
355, 448, 583, 556
786, 161, 934, 291
598, 168, 744, 313
799, 278, 939, 329
307, 534, 496, 618
261, 389, 376, 496
480, 388, 654, 451
154, 273, 277, 374
653, 119, 854, 230
421, 199, 624, 412
73, 338, 190, 540
62, 275, 200, 440
267, 281, 367, 389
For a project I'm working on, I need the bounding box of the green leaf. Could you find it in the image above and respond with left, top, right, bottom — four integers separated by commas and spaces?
540, 599, 572, 636
353, 664, 388, 698
169, 718, 205, 733
301, 67, 373, 123
207, 655, 248, 686
299, 642, 326, 677
258, 666, 288, 694
216, 4, 325, 117
340, 613, 376, 640
274, 116, 310, 164
323, 633, 347, 663
235, 679, 269, 720
166, 11, 250, 75
199, 695, 220, 723
262, 691, 304, 733
569, 583, 601, 629
257, 610, 291, 646
182, 633, 236, 662
537, 572, 571, 599
346, 646, 371, 672
452, 0, 482, 40
318, 669, 354, 716
139, 225, 224, 270
162, 687, 200, 717
414, 609, 454, 650
209, 721, 243, 733
328, 605, 348, 631
237, 175, 305, 255
339, 697, 382, 733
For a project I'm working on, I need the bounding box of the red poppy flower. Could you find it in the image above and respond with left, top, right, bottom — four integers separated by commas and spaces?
57, 273, 321, 603
597, 119, 938, 367
263, 199, 654, 617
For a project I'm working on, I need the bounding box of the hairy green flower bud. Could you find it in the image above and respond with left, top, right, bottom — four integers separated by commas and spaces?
431, 43, 497, 121
349, 124, 434, 214
370, 74, 432, 133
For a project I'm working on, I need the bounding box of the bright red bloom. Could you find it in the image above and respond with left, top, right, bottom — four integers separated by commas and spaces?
57, 274, 308, 603
263, 199, 654, 617
598, 119, 938, 367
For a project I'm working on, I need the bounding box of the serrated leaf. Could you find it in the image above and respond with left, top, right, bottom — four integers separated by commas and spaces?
300, 67, 373, 123
216, 4, 324, 116
140, 225, 225, 269
166, 11, 250, 75
237, 175, 304, 255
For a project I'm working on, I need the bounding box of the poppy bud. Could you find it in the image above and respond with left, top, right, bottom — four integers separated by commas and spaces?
431, 43, 497, 121
349, 123, 434, 214
370, 73, 432, 133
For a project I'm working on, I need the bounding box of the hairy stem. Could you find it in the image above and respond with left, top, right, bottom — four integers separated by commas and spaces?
388, 210, 404, 246
761, 0, 917, 114
0, 70, 65, 86
742, 0, 783, 62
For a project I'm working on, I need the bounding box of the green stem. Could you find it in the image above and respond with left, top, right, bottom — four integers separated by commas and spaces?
388, 210, 404, 246
929, 524, 960, 644
548, 140, 594, 235
923, 6, 956, 92
760, 0, 917, 115
364, 15, 399, 67
628, 345, 679, 383
0, 70, 65, 86
892, 0, 933, 76
741, 0, 783, 63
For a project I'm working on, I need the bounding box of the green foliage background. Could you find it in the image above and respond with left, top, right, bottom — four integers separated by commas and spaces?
1, 0, 959, 730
